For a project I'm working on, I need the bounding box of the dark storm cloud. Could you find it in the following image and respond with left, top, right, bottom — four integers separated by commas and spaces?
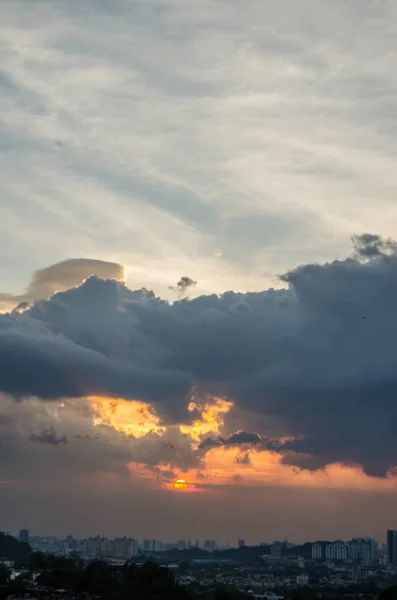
0, 317, 191, 423
30, 427, 67, 445
351, 233, 397, 259
199, 431, 264, 450
2, 234, 397, 475
199, 431, 281, 453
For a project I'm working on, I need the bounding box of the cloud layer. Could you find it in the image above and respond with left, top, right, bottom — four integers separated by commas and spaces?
2, 0, 397, 303
2, 234, 397, 478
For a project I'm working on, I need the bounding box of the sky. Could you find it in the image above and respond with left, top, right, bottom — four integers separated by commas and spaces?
1, 0, 397, 544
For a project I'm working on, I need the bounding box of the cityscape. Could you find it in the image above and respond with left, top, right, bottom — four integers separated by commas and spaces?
8, 528, 395, 565
3, 527, 397, 597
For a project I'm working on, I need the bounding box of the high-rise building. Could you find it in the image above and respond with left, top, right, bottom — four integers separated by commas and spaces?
271, 542, 282, 558
349, 538, 378, 562
387, 530, 397, 565
325, 543, 348, 561
66, 535, 76, 550
312, 543, 322, 560
18, 530, 29, 543
143, 540, 164, 553
83, 536, 106, 558
238, 539, 245, 548
204, 540, 216, 552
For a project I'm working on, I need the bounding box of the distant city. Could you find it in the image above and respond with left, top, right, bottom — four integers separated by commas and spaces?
6, 527, 397, 567
4, 528, 397, 595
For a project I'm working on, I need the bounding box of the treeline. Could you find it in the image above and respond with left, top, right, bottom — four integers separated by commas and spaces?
1, 553, 249, 600
145, 543, 318, 562
0, 532, 31, 567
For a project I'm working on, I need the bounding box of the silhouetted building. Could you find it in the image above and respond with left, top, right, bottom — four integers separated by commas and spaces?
312, 543, 322, 560
18, 529, 29, 543
238, 539, 246, 548
66, 535, 76, 550
204, 539, 216, 552
387, 530, 397, 564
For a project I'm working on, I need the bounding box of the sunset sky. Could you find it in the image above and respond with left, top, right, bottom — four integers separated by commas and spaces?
1, 0, 397, 545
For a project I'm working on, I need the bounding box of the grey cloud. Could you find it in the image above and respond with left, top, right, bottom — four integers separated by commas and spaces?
30, 427, 67, 445
226, 431, 263, 446
0, 395, 200, 491
26, 258, 125, 299
0, 258, 125, 312
170, 276, 197, 297
3, 235, 397, 476
199, 431, 278, 452
0, 316, 191, 423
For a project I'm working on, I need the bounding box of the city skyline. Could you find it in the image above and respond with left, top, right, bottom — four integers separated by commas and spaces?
5, 528, 392, 548
2, 0, 397, 542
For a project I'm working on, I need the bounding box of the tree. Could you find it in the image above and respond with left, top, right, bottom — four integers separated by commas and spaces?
0, 532, 31, 567
0, 567, 9, 585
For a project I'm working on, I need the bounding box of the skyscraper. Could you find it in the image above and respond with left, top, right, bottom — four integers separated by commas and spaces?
18, 529, 29, 544
387, 530, 397, 564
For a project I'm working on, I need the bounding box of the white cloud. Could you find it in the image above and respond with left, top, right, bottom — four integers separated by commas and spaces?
1, 0, 397, 299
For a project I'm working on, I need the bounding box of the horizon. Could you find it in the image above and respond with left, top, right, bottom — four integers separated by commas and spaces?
3, 528, 387, 548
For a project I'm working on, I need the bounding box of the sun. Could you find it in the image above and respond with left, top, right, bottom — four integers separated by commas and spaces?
173, 478, 188, 491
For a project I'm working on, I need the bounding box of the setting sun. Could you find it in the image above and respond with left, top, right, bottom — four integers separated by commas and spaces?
173, 478, 188, 491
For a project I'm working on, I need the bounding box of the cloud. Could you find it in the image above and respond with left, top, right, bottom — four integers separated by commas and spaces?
170, 276, 197, 297
0, 394, 200, 491
199, 431, 264, 451
3, 0, 397, 540
30, 427, 67, 445
234, 452, 251, 466
3, 0, 397, 307
0, 258, 125, 312
26, 259, 126, 299
2, 235, 397, 477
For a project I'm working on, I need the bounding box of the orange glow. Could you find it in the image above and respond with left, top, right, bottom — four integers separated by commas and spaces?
200, 446, 397, 491
82, 396, 397, 495
180, 397, 233, 441
88, 396, 164, 437
173, 478, 188, 490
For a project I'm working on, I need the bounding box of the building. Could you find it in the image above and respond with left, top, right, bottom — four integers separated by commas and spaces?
18, 530, 29, 543
312, 543, 322, 560
113, 537, 137, 559
238, 539, 246, 548
83, 536, 137, 559
143, 539, 165, 553
297, 556, 305, 569
271, 543, 282, 558
349, 538, 378, 562
83, 536, 106, 558
334, 543, 348, 561
203, 540, 216, 552
387, 530, 397, 565
296, 574, 309, 585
